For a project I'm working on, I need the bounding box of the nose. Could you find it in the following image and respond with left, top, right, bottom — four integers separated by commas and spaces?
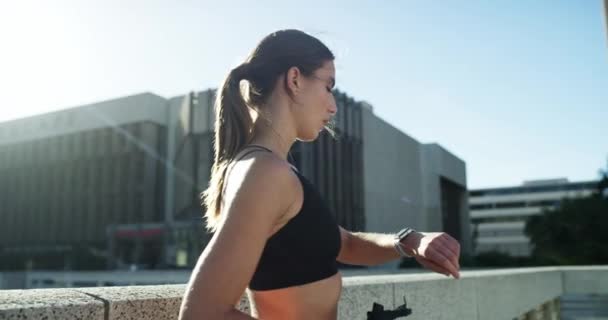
328, 97, 337, 116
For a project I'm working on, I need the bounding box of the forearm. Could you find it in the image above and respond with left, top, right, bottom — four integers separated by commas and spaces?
341, 231, 419, 267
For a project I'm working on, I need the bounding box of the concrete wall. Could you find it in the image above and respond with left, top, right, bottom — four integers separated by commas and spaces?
419, 143, 468, 231
2, 266, 606, 320
164, 90, 216, 223
0, 92, 168, 146
361, 107, 425, 233
361, 108, 471, 257
420, 143, 472, 255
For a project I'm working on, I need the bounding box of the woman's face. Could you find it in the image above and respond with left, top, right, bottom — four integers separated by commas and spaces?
293, 60, 337, 141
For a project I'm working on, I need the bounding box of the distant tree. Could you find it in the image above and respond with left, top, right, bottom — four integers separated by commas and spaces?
524, 165, 608, 265
597, 159, 608, 198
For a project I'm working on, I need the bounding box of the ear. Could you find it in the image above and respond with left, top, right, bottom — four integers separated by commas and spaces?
284, 66, 301, 97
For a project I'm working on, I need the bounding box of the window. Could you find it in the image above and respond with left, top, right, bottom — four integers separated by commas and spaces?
495, 201, 526, 209
471, 203, 493, 210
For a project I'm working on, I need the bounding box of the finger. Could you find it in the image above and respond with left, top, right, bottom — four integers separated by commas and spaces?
436, 238, 460, 270
427, 244, 460, 278
417, 256, 452, 277
447, 236, 461, 262
434, 237, 458, 265
417, 257, 449, 275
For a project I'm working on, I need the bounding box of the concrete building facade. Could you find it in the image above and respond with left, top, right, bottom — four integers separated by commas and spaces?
360, 107, 469, 251
0, 89, 470, 270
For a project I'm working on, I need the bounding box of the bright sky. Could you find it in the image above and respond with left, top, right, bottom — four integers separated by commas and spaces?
0, 0, 606, 189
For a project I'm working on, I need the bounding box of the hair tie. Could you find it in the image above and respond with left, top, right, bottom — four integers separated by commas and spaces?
232, 63, 250, 81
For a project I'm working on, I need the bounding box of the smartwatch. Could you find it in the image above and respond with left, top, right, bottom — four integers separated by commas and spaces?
394, 227, 417, 258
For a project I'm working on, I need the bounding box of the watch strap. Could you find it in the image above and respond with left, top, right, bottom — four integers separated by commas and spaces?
394, 227, 416, 258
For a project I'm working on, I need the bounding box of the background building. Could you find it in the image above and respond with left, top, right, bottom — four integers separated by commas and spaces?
0, 89, 470, 270
469, 178, 598, 257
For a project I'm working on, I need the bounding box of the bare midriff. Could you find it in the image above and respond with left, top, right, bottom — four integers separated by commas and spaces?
248, 271, 342, 320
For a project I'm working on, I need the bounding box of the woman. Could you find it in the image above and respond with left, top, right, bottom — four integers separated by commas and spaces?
178, 29, 461, 320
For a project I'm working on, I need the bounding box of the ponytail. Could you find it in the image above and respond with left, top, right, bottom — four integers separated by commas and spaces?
200, 63, 253, 232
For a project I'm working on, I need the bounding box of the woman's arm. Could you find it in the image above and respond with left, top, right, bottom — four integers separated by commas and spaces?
178, 158, 299, 320
337, 227, 461, 278
336, 227, 417, 266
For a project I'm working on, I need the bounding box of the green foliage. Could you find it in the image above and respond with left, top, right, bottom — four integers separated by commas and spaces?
597, 169, 608, 197
524, 195, 608, 265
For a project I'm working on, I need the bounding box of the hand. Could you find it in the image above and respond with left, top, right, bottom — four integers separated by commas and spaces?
401, 231, 461, 279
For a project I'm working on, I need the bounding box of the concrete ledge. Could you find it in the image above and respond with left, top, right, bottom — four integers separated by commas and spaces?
77, 285, 185, 320
0, 288, 105, 319
561, 266, 608, 294
0, 266, 606, 320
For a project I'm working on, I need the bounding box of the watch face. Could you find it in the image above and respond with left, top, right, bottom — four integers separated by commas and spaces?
398, 228, 412, 239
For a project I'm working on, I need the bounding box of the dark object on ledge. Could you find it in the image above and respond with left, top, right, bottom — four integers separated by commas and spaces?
366, 296, 412, 319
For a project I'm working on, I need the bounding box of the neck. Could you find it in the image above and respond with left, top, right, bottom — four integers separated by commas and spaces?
247, 91, 298, 161
248, 118, 295, 161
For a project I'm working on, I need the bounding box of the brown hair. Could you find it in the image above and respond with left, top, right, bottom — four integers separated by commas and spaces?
200, 29, 335, 232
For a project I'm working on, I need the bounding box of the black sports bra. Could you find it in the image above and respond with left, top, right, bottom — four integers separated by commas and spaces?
224, 145, 342, 291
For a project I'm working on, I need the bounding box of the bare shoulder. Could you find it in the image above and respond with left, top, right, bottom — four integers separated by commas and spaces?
223, 151, 302, 223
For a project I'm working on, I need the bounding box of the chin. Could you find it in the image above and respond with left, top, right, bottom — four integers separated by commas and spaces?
298, 130, 321, 142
